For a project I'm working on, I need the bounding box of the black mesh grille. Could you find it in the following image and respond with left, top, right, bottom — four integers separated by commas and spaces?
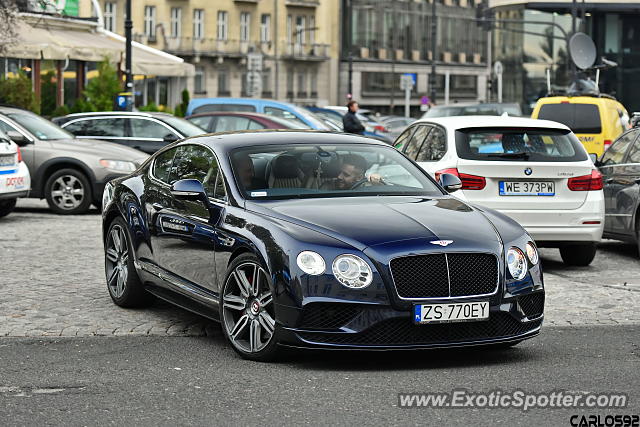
518, 293, 545, 319
299, 313, 541, 346
390, 253, 498, 299
298, 303, 362, 329
448, 254, 498, 296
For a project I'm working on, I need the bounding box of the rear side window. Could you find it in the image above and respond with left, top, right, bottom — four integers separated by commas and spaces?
187, 116, 212, 131
393, 127, 415, 151
538, 103, 602, 134
65, 118, 126, 137
152, 147, 178, 183
404, 125, 430, 160
214, 116, 251, 132
264, 107, 307, 128
455, 128, 588, 162
130, 118, 175, 139
601, 130, 638, 166
415, 126, 446, 162
193, 104, 256, 114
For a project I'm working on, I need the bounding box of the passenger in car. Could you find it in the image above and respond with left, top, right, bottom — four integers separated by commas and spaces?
321, 154, 381, 190
234, 153, 268, 190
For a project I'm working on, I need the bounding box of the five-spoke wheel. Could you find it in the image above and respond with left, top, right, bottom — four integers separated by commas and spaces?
45, 168, 92, 214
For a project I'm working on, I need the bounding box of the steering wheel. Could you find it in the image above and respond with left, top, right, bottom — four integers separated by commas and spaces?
350, 179, 370, 189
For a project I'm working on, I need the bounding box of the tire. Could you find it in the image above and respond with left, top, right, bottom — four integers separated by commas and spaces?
559, 243, 597, 266
44, 168, 93, 215
105, 216, 154, 307
0, 198, 17, 218
220, 253, 279, 362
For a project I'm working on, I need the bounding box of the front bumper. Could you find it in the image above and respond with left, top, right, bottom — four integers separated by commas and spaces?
274, 291, 544, 350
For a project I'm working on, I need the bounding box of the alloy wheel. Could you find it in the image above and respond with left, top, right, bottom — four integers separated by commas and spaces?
50, 174, 85, 210
105, 224, 129, 299
222, 262, 275, 353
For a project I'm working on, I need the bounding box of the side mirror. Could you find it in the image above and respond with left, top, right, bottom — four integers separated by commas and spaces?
171, 179, 207, 201
6, 130, 28, 146
164, 133, 179, 143
438, 173, 462, 193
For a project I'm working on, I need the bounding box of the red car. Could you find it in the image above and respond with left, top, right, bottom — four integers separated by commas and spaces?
186, 112, 310, 133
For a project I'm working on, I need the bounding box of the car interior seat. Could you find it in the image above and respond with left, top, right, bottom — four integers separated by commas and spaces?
268, 154, 305, 188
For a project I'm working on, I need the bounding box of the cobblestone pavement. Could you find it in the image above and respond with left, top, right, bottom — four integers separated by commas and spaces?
0, 199, 639, 337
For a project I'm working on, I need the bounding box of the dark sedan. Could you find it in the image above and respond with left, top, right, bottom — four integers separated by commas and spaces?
101, 131, 544, 361
598, 127, 640, 255
53, 112, 205, 154
186, 112, 309, 133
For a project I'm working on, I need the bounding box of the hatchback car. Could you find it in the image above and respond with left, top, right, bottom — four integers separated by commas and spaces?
597, 127, 640, 256
0, 107, 148, 214
186, 112, 309, 133
0, 129, 30, 218
53, 112, 206, 154
102, 130, 544, 361
394, 116, 604, 266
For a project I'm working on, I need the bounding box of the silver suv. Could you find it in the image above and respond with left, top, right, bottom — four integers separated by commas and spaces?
0, 107, 148, 214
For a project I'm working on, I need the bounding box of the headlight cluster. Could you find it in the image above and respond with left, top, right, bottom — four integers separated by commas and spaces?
507, 242, 538, 280
99, 159, 137, 172
296, 251, 373, 289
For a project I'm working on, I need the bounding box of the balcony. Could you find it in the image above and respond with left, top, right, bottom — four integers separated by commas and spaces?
285, 0, 319, 7
164, 38, 271, 58
282, 43, 329, 61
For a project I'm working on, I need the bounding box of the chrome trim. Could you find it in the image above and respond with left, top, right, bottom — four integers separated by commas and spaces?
62, 116, 183, 138
605, 213, 632, 217
138, 260, 219, 304
389, 251, 500, 301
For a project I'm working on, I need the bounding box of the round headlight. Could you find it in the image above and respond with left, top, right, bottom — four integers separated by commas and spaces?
296, 251, 325, 275
332, 254, 373, 289
526, 242, 539, 265
507, 247, 527, 281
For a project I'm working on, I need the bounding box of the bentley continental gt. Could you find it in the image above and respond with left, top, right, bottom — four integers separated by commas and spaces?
102, 131, 545, 361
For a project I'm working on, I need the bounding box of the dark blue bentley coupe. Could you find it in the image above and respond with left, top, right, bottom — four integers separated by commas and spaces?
102, 131, 544, 361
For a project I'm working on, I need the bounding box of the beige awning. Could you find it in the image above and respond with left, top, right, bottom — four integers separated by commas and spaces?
6, 14, 194, 77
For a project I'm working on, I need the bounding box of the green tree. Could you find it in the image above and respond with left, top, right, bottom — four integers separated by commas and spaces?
174, 89, 190, 117
78, 59, 121, 111
40, 70, 57, 117
0, 70, 39, 113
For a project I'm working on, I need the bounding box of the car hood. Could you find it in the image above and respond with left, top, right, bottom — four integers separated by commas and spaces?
249, 196, 503, 251
47, 138, 149, 163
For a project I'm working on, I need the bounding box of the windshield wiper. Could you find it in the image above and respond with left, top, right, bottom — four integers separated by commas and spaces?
486, 152, 530, 159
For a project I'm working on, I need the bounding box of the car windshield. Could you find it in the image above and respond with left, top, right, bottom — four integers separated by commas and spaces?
160, 115, 207, 136
230, 143, 442, 200
7, 113, 73, 140
455, 128, 589, 162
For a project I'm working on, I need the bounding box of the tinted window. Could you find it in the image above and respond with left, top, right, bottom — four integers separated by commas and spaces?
160, 115, 207, 137
193, 104, 256, 114
404, 125, 430, 160
187, 116, 212, 131
64, 118, 126, 137
130, 118, 176, 139
393, 127, 415, 151
455, 128, 588, 162
171, 144, 218, 197
153, 147, 178, 183
416, 126, 446, 162
601, 130, 638, 166
627, 136, 640, 164
213, 172, 227, 200
214, 116, 251, 132
538, 103, 602, 134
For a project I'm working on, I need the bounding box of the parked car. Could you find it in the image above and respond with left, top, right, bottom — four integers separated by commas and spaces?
379, 115, 417, 140
394, 116, 604, 266
0, 106, 148, 214
186, 112, 310, 133
321, 105, 393, 142
52, 112, 206, 154
102, 130, 544, 361
422, 103, 523, 118
186, 98, 330, 130
305, 107, 345, 131
0, 129, 30, 218
597, 128, 640, 256
531, 95, 629, 157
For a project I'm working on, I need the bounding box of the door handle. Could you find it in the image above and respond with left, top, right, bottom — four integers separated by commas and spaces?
152, 203, 164, 211
635, 179, 640, 185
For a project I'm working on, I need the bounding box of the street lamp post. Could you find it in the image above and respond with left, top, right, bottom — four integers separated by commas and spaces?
429, 0, 437, 104
124, 0, 133, 111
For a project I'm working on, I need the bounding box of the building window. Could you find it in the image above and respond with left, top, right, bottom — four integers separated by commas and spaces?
195, 66, 206, 94
260, 14, 271, 43
297, 70, 307, 97
286, 15, 292, 44
193, 9, 204, 40
310, 70, 317, 97
262, 68, 271, 96
240, 12, 251, 42
286, 67, 294, 98
295, 16, 306, 45
104, 2, 116, 32
144, 6, 156, 39
218, 70, 229, 95
309, 16, 315, 45
170, 7, 181, 39
217, 11, 228, 41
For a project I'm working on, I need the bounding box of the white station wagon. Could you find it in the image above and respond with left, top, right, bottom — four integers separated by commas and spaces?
0, 130, 30, 218
393, 116, 604, 266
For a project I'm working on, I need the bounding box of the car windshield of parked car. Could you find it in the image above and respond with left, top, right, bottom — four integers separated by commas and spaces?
160, 115, 207, 137
230, 143, 442, 200
455, 128, 588, 162
7, 113, 73, 140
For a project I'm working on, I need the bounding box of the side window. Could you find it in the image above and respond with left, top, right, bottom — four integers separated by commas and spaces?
214, 116, 251, 132
213, 172, 227, 201
171, 144, 218, 197
264, 107, 306, 128
0, 120, 19, 134
248, 120, 265, 130
601, 130, 638, 166
404, 125, 431, 160
64, 118, 126, 137
626, 133, 640, 164
130, 118, 176, 139
416, 126, 446, 162
152, 147, 178, 183
188, 116, 212, 131
393, 127, 415, 151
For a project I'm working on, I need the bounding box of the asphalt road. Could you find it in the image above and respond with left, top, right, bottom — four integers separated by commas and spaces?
1, 326, 639, 426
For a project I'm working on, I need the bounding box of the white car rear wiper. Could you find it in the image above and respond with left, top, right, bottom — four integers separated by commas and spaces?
486, 152, 531, 159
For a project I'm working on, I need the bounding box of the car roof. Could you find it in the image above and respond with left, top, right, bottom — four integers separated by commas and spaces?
0, 106, 35, 115
415, 115, 571, 131
56, 111, 174, 119
188, 97, 300, 109
187, 111, 283, 120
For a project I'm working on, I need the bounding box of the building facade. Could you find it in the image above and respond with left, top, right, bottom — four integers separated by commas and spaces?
341, 0, 490, 115
490, 0, 640, 113
89, 0, 341, 106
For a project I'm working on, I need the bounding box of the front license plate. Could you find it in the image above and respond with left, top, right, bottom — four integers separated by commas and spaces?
499, 181, 555, 196
414, 301, 489, 324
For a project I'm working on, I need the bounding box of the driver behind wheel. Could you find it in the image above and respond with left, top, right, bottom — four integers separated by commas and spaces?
322, 154, 381, 190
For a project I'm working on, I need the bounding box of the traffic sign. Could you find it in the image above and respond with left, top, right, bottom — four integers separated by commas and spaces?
246, 71, 262, 97
247, 53, 263, 72
493, 61, 503, 76
400, 74, 415, 91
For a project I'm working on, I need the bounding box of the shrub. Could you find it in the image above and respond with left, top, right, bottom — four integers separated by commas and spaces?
0, 70, 39, 113
79, 59, 121, 111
